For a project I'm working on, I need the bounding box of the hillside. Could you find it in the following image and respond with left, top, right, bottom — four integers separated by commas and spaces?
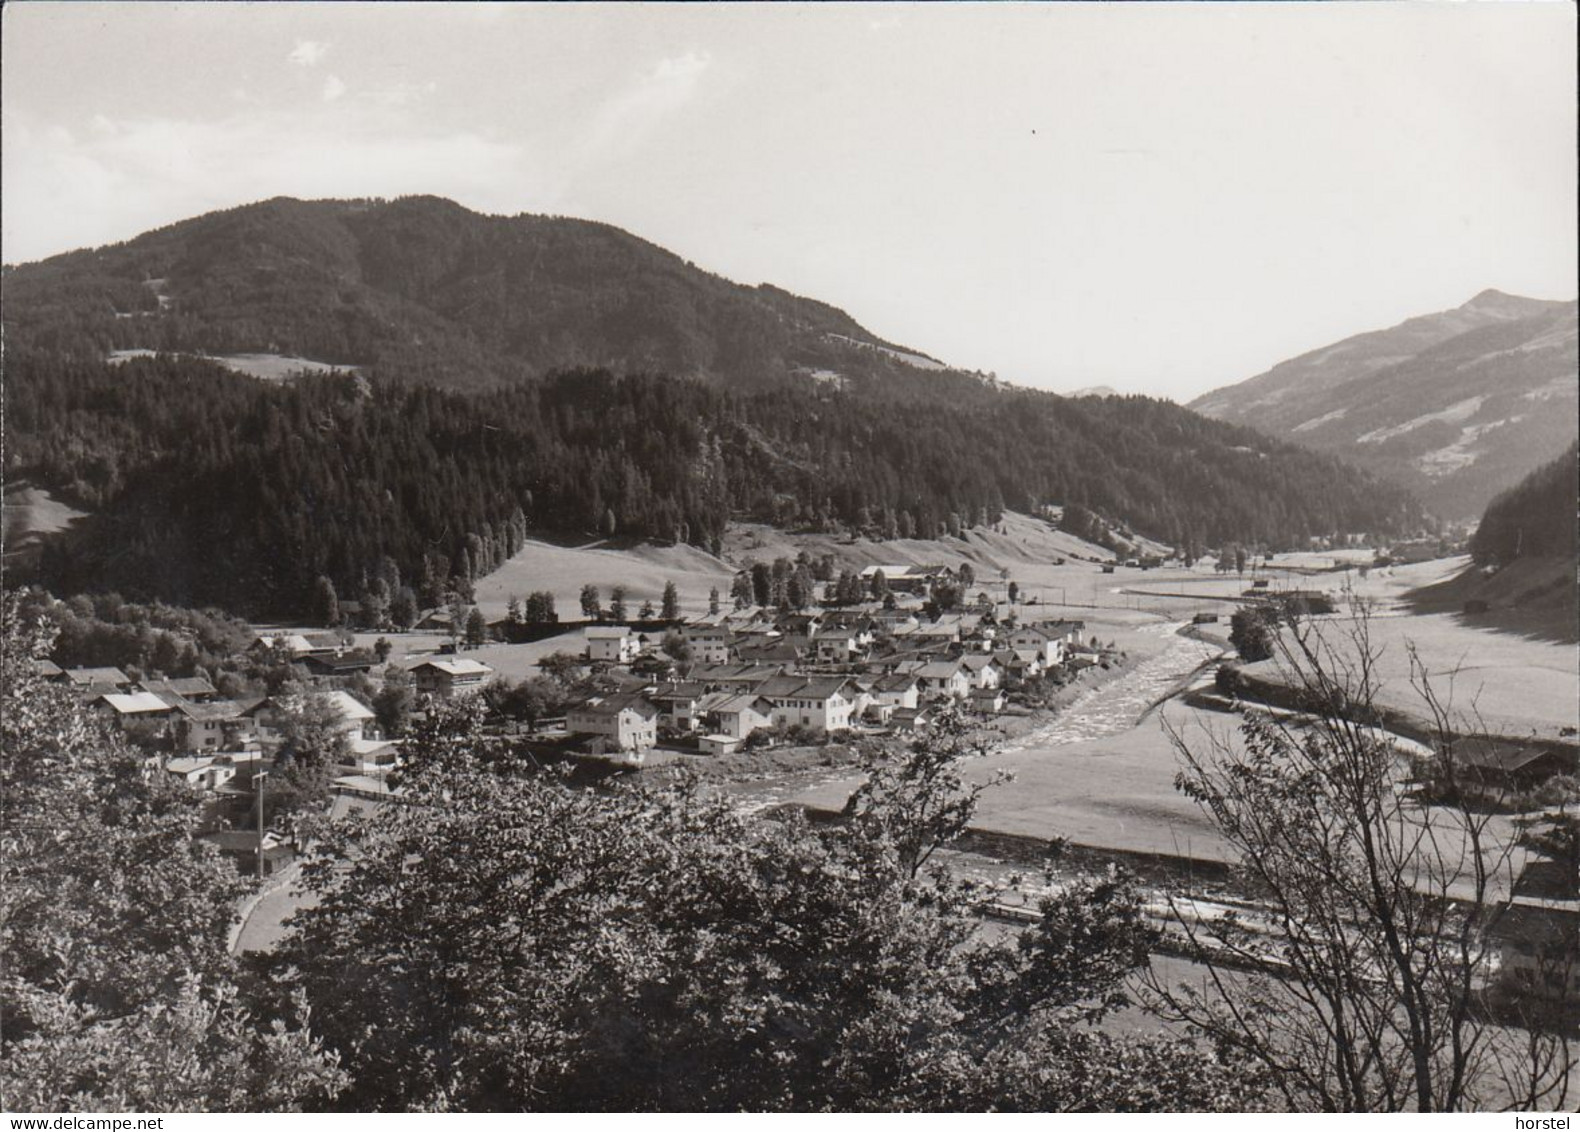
1403, 444, 1579, 641
1190, 291, 1578, 519
1, 195, 951, 394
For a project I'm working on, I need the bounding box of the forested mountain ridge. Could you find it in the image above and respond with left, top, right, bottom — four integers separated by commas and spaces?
5, 348, 1422, 617
2, 195, 950, 392
4, 196, 1426, 617
1189, 291, 1578, 519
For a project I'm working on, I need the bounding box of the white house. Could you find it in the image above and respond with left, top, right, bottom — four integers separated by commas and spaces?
757, 675, 858, 734
681, 626, 733, 666
911, 660, 972, 701
872, 673, 921, 711
960, 654, 1003, 691
1007, 626, 1067, 668
586, 626, 641, 664
567, 693, 660, 753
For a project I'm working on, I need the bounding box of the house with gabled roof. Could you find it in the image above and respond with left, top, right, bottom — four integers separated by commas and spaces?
93, 690, 180, 730
960, 653, 1003, 690
172, 698, 252, 752
409, 656, 494, 697
756, 675, 859, 734
567, 693, 660, 754
911, 659, 972, 701
649, 681, 709, 731
697, 691, 774, 740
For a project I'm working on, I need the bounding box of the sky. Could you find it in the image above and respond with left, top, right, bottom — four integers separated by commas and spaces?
3, 2, 1575, 400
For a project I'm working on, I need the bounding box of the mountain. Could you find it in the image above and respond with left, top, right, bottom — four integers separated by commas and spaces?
2, 197, 1426, 616
1, 195, 953, 393
1189, 291, 1578, 519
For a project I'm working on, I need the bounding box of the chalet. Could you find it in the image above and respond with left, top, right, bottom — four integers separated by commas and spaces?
409, 657, 494, 698
93, 691, 180, 731
697, 691, 775, 740
1442, 738, 1576, 793
32, 658, 65, 681
172, 699, 251, 752
757, 675, 859, 733
649, 681, 709, 731
891, 706, 933, 732
585, 626, 641, 664
567, 693, 660, 754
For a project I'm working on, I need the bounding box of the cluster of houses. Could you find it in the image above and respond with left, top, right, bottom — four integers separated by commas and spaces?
567, 603, 1097, 762
35, 633, 505, 824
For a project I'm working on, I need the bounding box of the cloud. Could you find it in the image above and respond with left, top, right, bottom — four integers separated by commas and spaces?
287, 39, 329, 67
1, 106, 533, 264
571, 51, 713, 172
322, 74, 347, 103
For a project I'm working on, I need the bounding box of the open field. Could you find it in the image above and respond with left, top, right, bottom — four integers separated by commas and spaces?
107, 349, 357, 380
1232, 556, 1580, 741
471, 536, 738, 623
2, 480, 87, 548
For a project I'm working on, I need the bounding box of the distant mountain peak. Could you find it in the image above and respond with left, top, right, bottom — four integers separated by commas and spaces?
1189, 290, 1578, 520
1459, 288, 1566, 320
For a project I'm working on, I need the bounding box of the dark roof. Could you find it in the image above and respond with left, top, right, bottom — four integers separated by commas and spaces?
1445, 738, 1571, 775
65, 666, 131, 686
139, 677, 219, 698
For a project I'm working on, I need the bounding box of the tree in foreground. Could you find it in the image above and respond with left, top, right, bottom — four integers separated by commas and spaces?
276, 705, 1257, 1111
0, 596, 344, 1110
1152, 607, 1575, 1111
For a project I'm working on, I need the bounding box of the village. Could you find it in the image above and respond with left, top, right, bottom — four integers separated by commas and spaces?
29, 561, 1122, 868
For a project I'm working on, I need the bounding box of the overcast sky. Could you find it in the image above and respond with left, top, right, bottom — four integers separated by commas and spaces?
3, 2, 1575, 399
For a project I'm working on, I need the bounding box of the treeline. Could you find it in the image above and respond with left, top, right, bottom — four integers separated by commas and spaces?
1469, 441, 1578, 567
5, 349, 1420, 617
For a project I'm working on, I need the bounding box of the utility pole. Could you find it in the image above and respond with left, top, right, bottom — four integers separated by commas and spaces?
254, 769, 269, 880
